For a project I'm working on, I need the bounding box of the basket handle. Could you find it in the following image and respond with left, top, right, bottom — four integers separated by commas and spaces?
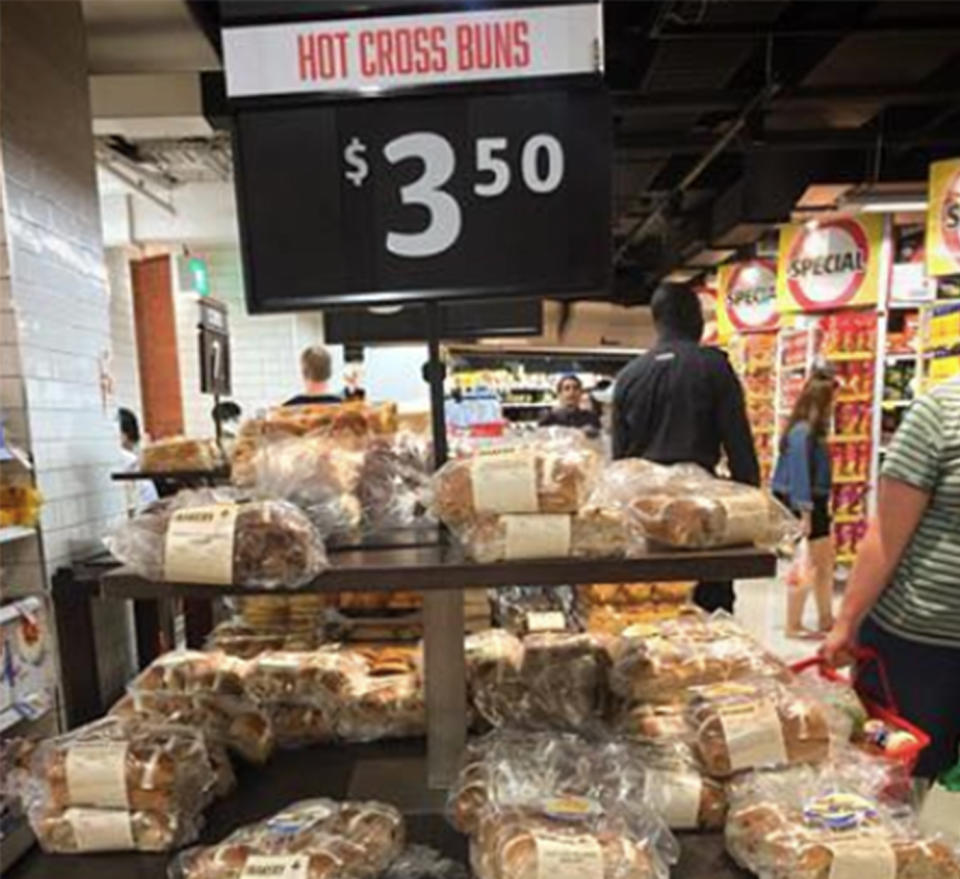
793, 647, 900, 715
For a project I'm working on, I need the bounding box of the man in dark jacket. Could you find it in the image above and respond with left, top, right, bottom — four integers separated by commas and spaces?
613, 284, 760, 612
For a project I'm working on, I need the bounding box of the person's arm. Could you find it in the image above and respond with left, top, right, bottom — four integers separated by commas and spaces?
611, 374, 629, 460
822, 393, 943, 663
821, 478, 930, 663
716, 359, 760, 486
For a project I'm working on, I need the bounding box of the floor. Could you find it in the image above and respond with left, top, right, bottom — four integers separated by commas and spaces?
734, 564, 844, 664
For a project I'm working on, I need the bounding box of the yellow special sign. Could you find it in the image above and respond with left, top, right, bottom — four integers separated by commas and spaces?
717, 260, 779, 339
776, 215, 885, 312
926, 158, 960, 278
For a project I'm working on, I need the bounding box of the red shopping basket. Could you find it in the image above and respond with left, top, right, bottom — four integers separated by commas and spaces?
791, 647, 930, 776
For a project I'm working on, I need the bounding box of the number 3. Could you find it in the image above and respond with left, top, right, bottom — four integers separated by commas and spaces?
383, 132, 462, 259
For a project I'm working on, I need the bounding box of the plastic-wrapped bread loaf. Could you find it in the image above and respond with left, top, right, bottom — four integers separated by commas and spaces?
130, 650, 248, 697
687, 681, 830, 777
264, 703, 339, 748
11, 717, 216, 814
242, 648, 370, 704
614, 702, 690, 743
174, 798, 405, 879
140, 437, 222, 473
725, 758, 960, 879
29, 806, 200, 853
110, 688, 274, 765
104, 491, 327, 588
336, 672, 426, 742
589, 459, 799, 550
457, 508, 627, 563
430, 430, 602, 526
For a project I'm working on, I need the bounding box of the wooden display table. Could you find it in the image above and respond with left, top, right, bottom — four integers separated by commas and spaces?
55, 542, 776, 787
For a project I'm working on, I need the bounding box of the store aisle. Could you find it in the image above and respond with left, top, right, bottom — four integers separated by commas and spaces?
735, 570, 842, 664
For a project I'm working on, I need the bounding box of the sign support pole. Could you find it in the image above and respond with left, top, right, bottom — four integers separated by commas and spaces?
422, 301, 465, 788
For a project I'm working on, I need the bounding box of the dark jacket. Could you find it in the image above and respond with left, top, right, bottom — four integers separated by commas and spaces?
538, 406, 601, 433
771, 422, 831, 510
283, 393, 343, 407
612, 338, 760, 486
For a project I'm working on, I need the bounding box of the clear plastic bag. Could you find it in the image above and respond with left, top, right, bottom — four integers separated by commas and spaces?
336, 672, 426, 743
104, 489, 328, 588
7, 716, 216, 815
172, 798, 405, 879
356, 433, 435, 532
725, 754, 960, 879
464, 630, 608, 734
242, 648, 370, 705
122, 652, 275, 763
608, 613, 788, 703
140, 437, 223, 473
491, 586, 575, 635
455, 508, 627, 563
206, 619, 321, 657
382, 845, 468, 879
687, 679, 831, 777
429, 428, 603, 526
29, 805, 202, 853
263, 702, 339, 748
590, 459, 801, 551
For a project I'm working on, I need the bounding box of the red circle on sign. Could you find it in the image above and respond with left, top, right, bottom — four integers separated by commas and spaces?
940, 168, 960, 263
786, 219, 869, 310
726, 260, 778, 331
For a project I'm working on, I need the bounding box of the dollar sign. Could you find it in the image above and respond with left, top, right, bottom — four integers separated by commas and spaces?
343, 137, 369, 188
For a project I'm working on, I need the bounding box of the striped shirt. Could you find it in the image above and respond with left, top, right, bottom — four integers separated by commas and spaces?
870, 376, 960, 648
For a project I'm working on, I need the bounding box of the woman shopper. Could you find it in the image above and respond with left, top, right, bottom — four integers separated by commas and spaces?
772, 369, 836, 639
823, 376, 960, 779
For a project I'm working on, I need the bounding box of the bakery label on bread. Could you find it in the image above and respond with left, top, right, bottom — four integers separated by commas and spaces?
65, 742, 130, 809
504, 514, 572, 559
643, 768, 703, 830
826, 836, 896, 879
719, 699, 788, 771
66, 808, 135, 851
240, 855, 309, 879
533, 832, 604, 879
164, 503, 239, 584
472, 453, 539, 514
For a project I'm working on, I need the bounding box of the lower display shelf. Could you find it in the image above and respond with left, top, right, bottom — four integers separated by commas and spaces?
7, 741, 749, 879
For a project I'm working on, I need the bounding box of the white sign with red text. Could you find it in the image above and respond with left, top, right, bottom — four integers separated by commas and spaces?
222, 4, 602, 98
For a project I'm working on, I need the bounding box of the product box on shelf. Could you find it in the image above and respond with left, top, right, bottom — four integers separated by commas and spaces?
1, 598, 54, 717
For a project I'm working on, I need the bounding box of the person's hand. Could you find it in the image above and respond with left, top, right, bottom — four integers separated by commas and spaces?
800, 510, 812, 538
820, 618, 856, 667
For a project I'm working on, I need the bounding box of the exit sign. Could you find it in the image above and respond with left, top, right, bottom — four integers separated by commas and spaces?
178, 255, 210, 297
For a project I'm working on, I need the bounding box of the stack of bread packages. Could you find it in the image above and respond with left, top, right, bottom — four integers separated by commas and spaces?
576, 582, 696, 635
232, 401, 432, 538
4, 716, 219, 853
447, 731, 679, 879
429, 428, 626, 563
242, 643, 425, 746
589, 458, 800, 553
172, 797, 406, 879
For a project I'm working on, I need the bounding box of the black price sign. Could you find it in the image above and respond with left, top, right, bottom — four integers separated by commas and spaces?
233, 87, 610, 312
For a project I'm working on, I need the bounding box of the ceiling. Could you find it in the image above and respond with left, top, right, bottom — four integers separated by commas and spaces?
84, 0, 960, 301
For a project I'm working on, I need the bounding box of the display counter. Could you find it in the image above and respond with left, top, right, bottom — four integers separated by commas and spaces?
7, 741, 751, 879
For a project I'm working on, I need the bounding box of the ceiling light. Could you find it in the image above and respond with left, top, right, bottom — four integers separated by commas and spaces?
841, 192, 928, 214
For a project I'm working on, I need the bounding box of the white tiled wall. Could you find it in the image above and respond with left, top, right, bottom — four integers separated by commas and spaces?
0, 1, 133, 698
105, 247, 142, 415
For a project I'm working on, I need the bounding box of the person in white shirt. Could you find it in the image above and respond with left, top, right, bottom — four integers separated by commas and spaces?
118, 408, 158, 512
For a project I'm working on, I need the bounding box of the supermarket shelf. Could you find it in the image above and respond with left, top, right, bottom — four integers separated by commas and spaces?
824, 351, 875, 362
833, 513, 865, 524
829, 434, 871, 444
501, 402, 553, 409
884, 353, 918, 363
0, 815, 35, 875
781, 361, 808, 372
834, 474, 869, 485
835, 394, 872, 403
836, 552, 857, 564
752, 426, 775, 435
882, 399, 911, 410
100, 544, 777, 600
0, 526, 36, 545
0, 699, 53, 736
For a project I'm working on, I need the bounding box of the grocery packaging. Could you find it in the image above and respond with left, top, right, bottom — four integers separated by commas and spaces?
139, 437, 223, 473
104, 489, 327, 588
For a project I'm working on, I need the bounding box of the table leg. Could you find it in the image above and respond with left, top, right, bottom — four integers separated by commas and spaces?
51, 567, 102, 727
183, 598, 215, 648
422, 588, 466, 789
133, 599, 174, 669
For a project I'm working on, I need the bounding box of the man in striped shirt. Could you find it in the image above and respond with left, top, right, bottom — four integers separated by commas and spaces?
824, 375, 960, 777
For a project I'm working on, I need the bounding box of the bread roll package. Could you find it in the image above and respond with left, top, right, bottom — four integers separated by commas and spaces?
355, 433, 434, 533
7, 717, 216, 815
110, 688, 274, 765
335, 672, 426, 743
687, 680, 831, 777
105, 489, 327, 588
590, 459, 800, 550
429, 428, 602, 526
465, 630, 608, 734
139, 437, 223, 473
243, 648, 370, 705
608, 614, 788, 703
725, 757, 960, 879
29, 805, 201, 854
456, 508, 627, 563
173, 798, 405, 879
